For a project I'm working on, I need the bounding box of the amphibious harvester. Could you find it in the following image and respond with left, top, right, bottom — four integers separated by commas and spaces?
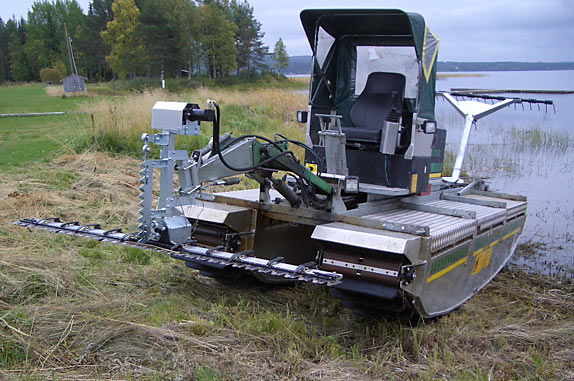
16, 9, 552, 318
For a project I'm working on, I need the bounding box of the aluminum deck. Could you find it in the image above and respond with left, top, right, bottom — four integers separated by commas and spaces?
365, 209, 476, 252
211, 187, 527, 255
423, 200, 507, 230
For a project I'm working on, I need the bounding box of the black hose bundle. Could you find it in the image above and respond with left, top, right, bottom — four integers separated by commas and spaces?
208, 101, 329, 209
210, 101, 297, 172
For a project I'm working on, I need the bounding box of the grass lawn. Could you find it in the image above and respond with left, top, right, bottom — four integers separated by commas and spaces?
0, 85, 91, 171
0, 84, 84, 114
0, 115, 89, 171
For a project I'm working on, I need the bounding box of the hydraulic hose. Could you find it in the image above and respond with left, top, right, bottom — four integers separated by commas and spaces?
210, 101, 297, 172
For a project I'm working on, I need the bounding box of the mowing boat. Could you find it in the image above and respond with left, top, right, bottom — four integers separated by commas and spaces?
15, 9, 553, 318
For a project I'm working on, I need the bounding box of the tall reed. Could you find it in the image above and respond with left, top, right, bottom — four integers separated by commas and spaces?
75, 88, 308, 157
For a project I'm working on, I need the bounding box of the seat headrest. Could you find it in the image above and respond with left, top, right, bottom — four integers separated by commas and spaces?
349, 72, 407, 129
362, 72, 406, 96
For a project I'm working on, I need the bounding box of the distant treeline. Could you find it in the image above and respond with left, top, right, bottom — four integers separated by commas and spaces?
284, 56, 574, 75
0, 0, 289, 83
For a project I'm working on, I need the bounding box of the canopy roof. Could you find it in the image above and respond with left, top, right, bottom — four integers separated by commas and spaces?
300, 9, 427, 59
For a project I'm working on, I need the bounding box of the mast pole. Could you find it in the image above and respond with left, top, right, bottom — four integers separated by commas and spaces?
64, 23, 75, 95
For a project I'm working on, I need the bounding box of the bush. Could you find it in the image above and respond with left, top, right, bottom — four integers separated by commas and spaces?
40, 67, 65, 83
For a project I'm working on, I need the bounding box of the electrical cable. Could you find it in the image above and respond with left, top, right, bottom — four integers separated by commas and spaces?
273, 133, 324, 173
207, 101, 330, 208
383, 154, 391, 187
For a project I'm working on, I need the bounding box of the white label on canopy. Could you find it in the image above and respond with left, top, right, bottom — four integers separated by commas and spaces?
316, 27, 335, 69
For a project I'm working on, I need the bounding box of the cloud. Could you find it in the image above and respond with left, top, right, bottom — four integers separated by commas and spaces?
4, 0, 572, 61
250, 0, 574, 61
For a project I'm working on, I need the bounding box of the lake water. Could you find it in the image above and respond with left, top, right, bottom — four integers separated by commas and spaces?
436, 70, 574, 279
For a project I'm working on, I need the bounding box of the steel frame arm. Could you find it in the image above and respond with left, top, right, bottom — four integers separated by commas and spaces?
441, 93, 519, 183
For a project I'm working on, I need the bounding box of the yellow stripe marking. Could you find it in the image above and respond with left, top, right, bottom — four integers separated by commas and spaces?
429, 228, 520, 284
427, 257, 467, 283
503, 228, 520, 241
422, 27, 440, 82
411, 174, 418, 193
474, 238, 501, 257
429, 173, 441, 179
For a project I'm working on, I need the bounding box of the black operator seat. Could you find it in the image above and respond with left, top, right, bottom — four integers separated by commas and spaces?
342, 72, 406, 146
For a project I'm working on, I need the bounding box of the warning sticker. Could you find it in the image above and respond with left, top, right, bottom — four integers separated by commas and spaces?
472, 247, 492, 275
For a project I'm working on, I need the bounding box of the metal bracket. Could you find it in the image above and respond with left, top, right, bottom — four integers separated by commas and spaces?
400, 198, 477, 219
441, 193, 507, 208
144, 132, 170, 146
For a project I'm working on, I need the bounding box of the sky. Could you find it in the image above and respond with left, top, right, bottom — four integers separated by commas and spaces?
2, 0, 573, 62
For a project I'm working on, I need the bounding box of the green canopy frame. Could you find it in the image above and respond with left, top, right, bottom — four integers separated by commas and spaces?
300, 9, 439, 120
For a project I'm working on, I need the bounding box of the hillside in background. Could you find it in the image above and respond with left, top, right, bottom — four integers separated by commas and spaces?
283, 56, 574, 74
283, 56, 314, 74
438, 61, 574, 72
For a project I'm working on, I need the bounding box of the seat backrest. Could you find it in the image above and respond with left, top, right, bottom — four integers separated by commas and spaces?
349, 72, 406, 130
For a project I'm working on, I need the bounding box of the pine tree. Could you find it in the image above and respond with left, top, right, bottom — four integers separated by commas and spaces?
272, 37, 289, 73
101, 0, 146, 78
3, 18, 19, 81
0, 19, 8, 82
9, 18, 37, 81
169, 0, 201, 78
137, 0, 180, 77
74, 0, 114, 81
26, 1, 59, 71
230, 0, 268, 78
198, 2, 237, 78
0, 0, 274, 82
26, 0, 85, 76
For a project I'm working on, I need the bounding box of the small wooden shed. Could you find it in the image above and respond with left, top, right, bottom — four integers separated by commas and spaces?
63, 74, 87, 94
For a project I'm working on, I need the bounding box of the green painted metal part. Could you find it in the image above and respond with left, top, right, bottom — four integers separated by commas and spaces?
251, 140, 333, 195
429, 242, 470, 276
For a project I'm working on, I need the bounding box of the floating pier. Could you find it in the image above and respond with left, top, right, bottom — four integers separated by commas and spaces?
0, 112, 66, 118
451, 88, 573, 95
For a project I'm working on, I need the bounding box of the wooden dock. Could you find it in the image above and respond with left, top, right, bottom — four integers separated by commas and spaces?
0, 112, 66, 118
451, 88, 573, 95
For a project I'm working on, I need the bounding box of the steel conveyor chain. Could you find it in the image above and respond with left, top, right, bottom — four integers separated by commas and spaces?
13, 218, 342, 285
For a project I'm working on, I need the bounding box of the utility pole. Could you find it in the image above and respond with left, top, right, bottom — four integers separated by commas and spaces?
64, 23, 75, 95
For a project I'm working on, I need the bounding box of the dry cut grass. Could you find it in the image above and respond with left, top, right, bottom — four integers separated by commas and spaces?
44, 85, 87, 98
0, 152, 572, 380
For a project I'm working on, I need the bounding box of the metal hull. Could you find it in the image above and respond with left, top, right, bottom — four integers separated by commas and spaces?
414, 216, 524, 317
186, 182, 526, 318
